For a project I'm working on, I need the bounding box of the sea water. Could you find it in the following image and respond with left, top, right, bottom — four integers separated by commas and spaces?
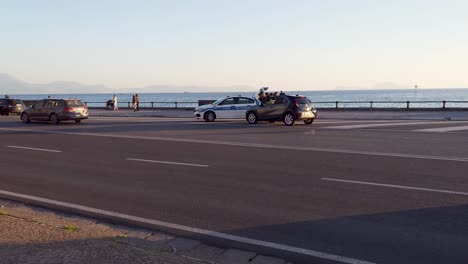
10, 88, 468, 108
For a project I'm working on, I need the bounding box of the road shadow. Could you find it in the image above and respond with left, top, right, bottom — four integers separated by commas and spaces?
215, 203, 468, 264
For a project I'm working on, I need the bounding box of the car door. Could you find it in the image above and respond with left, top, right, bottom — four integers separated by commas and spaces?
235, 97, 256, 119
272, 96, 289, 119
38, 100, 54, 120
257, 97, 277, 120
215, 97, 236, 118
28, 100, 45, 120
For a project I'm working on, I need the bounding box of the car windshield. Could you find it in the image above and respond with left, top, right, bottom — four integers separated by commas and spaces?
213, 98, 227, 105
65, 100, 84, 107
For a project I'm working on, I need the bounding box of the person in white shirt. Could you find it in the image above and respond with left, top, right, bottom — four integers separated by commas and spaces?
113, 95, 118, 110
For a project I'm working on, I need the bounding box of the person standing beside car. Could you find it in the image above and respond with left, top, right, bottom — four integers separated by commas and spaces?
113, 94, 118, 110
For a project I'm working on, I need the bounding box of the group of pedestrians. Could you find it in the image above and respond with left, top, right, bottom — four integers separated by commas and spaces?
109, 94, 139, 111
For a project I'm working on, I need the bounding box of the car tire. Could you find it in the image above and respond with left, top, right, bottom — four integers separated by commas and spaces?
204, 111, 216, 122
21, 113, 30, 123
304, 119, 314, 125
50, 113, 60, 124
247, 112, 258, 124
283, 112, 295, 126
75, 119, 81, 123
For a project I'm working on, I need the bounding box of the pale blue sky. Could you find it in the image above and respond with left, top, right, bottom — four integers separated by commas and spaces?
1, 0, 467, 91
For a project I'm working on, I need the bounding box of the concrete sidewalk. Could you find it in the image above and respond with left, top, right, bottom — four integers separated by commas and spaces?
89, 108, 468, 120
0, 199, 289, 264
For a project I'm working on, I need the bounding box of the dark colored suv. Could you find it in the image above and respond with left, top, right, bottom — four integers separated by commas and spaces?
20, 99, 89, 124
246, 95, 317, 126
0, 98, 25, 116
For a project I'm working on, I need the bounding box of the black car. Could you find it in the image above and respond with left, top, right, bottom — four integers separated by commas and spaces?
0, 98, 25, 116
20, 99, 89, 124
246, 95, 317, 126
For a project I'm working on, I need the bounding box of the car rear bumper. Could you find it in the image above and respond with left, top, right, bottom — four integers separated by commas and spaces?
60, 113, 89, 120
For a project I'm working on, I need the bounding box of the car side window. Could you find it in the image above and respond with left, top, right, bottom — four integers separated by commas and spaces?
33, 100, 45, 108
274, 97, 288, 105
238, 98, 254, 104
262, 97, 276, 105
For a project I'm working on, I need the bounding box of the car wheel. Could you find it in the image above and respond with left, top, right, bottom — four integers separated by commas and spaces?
247, 112, 258, 124
304, 119, 314, 125
50, 113, 60, 124
204, 111, 216, 122
21, 113, 30, 123
75, 119, 81, 123
283, 112, 295, 126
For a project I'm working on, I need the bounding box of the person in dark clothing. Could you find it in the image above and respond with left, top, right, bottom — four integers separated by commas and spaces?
135, 93, 140, 111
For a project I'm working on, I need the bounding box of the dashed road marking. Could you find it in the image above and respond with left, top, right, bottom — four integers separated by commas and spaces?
413, 125, 468, 133
6, 145, 62, 153
321, 177, 468, 196
126, 158, 208, 168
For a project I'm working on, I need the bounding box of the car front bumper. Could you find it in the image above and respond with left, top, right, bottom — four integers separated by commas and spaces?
297, 111, 317, 120
194, 111, 203, 119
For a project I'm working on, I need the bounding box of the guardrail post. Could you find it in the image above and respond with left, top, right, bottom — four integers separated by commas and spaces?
84, 102, 88, 106
442, 100, 446, 110
127, 102, 130, 108
151, 102, 154, 109
370, 101, 373, 109
335, 101, 339, 109
406, 101, 410, 109
175, 102, 178, 109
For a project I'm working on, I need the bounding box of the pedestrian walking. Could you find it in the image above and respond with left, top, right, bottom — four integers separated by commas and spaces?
135, 93, 140, 111
112, 94, 118, 110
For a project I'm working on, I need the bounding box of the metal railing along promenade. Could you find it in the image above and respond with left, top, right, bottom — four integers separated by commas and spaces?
83, 100, 468, 110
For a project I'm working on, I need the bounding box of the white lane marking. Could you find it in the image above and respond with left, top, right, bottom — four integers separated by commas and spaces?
324, 121, 468, 129
126, 158, 208, 168
321, 178, 468, 197
1, 127, 468, 163
414, 125, 468, 133
7, 145, 62, 153
0, 189, 374, 264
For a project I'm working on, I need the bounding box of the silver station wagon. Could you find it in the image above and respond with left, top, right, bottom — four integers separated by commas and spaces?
20, 99, 89, 124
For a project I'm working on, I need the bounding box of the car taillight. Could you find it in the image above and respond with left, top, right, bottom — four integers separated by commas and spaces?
64, 107, 74, 112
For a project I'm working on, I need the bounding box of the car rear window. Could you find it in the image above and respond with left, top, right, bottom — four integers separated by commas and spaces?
295, 97, 311, 104
65, 100, 84, 107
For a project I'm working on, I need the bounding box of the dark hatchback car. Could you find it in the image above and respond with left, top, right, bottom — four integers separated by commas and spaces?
0, 98, 25, 116
21, 99, 89, 124
246, 95, 317, 126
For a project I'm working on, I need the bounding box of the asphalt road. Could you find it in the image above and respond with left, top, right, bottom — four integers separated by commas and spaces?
1, 115, 468, 264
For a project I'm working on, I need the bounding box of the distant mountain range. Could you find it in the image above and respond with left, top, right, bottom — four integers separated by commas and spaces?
0, 73, 255, 94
